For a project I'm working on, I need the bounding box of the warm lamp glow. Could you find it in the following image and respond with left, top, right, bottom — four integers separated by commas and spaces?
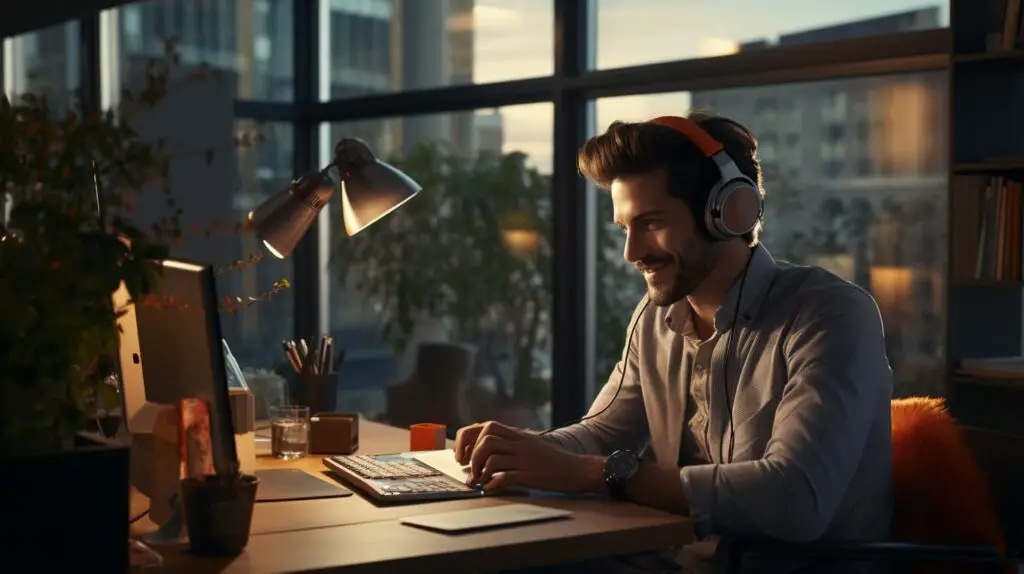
873, 83, 935, 175
499, 211, 541, 258
501, 229, 541, 258
870, 265, 914, 318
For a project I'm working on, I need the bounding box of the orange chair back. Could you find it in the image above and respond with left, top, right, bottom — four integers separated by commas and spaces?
890, 397, 1008, 573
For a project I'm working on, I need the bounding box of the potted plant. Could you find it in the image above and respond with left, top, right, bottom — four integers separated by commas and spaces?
0, 51, 287, 567
0, 73, 176, 567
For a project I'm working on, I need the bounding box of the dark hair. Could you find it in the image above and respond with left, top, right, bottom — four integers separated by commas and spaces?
578, 110, 764, 245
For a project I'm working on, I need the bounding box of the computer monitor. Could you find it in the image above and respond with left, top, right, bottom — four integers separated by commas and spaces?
114, 258, 239, 477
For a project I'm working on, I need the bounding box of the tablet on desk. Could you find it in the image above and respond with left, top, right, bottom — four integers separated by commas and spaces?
400, 503, 572, 534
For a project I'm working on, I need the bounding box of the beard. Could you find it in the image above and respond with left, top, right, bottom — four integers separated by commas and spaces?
638, 238, 719, 306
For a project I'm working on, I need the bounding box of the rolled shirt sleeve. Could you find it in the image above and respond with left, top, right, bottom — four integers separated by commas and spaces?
680, 285, 891, 541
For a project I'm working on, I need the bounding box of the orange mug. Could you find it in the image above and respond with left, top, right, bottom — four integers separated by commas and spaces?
409, 423, 447, 451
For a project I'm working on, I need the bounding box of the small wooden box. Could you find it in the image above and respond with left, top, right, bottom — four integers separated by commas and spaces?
309, 412, 359, 455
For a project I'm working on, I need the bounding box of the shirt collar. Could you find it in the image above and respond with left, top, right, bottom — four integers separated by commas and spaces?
664, 244, 779, 337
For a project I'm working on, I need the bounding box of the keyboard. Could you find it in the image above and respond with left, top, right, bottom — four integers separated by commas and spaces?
328, 454, 441, 480
323, 453, 484, 504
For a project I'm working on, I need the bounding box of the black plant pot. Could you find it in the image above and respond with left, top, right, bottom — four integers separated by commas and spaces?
0, 436, 130, 571
181, 473, 259, 557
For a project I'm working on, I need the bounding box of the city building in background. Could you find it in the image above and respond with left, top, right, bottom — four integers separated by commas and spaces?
690, 7, 947, 394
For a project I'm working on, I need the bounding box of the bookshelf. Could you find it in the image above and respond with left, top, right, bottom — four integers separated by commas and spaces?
947, 0, 1024, 435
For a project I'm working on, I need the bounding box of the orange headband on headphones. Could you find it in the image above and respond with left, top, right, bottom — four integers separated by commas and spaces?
647, 116, 723, 158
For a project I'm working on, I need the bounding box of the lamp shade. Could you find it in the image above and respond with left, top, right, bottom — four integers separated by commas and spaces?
247, 138, 421, 259
340, 160, 421, 236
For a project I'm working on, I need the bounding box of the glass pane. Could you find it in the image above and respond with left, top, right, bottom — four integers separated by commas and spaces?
323, 103, 553, 430
593, 2, 949, 70
2, 20, 80, 112
318, 0, 552, 100
228, 120, 295, 374
105, 0, 294, 102
592, 71, 949, 399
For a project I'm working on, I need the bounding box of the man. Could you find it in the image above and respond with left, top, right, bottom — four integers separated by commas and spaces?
454, 111, 893, 572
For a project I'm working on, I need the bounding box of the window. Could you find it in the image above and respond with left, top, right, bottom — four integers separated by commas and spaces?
857, 120, 871, 142
104, 0, 295, 102
2, 20, 80, 113
319, 0, 553, 100
593, 1, 948, 70
225, 121, 295, 374
103, 77, 294, 373
592, 71, 949, 399
857, 157, 874, 175
321, 103, 553, 429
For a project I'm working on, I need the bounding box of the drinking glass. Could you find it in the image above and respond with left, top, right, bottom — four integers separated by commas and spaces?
270, 405, 310, 460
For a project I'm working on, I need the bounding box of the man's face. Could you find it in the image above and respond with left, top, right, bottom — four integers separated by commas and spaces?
611, 169, 719, 306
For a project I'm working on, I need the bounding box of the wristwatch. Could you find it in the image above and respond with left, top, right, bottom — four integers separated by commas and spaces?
603, 449, 639, 501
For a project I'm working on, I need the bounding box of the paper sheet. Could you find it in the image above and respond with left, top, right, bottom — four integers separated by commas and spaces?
410, 449, 470, 483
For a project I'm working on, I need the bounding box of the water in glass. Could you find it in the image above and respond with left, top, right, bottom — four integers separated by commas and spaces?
270, 406, 309, 460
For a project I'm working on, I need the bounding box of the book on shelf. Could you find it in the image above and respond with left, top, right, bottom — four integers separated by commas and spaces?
1001, 0, 1023, 51
974, 175, 1024, 281
956, 356, 1024, 380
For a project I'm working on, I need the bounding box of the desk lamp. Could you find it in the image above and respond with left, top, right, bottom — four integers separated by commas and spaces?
248, 138, 422, 258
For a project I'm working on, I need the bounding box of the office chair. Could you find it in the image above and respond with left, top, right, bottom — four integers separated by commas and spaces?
713, 397, 1023, 574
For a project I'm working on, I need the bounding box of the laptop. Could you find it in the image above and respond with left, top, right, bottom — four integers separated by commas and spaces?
323, 449, 486, 503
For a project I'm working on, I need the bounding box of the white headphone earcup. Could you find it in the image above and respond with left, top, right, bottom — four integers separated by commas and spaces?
711, 182, 761, 239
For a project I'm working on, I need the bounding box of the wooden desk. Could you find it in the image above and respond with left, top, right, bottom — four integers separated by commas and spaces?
136, 420, 692, 573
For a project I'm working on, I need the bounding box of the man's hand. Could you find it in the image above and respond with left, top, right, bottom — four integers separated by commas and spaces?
453, 421, 605, 494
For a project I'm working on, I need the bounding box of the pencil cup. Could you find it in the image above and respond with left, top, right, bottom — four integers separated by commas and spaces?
294, 372, 339, 414
410, 423, 447, 451
181, 473, 259, 557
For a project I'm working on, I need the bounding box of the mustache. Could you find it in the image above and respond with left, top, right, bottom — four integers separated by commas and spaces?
636, 256, 674, 272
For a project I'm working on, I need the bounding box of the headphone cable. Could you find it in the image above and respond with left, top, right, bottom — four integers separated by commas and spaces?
722, 245, 760, 463
539, 243, 755, 464
540, 297, 651, 436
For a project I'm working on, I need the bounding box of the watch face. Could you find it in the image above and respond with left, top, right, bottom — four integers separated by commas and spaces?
606, 450, 639, 480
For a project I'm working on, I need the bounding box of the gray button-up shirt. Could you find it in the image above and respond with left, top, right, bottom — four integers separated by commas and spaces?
543, 246, 893, 543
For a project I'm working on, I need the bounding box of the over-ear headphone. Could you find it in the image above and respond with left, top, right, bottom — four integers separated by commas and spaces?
647, 115, 763, 242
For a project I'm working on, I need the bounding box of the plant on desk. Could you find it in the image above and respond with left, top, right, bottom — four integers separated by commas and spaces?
0, 90, 174, 455
0, 43, 285, 570
0, 46, 289, 456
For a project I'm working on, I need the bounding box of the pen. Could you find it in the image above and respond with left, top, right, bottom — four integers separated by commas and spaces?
282, 340, 301, 373
313, 333, 325, 374
322, 336, 334, 374
287, 340, 304, 373
299, 339, 309, 363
